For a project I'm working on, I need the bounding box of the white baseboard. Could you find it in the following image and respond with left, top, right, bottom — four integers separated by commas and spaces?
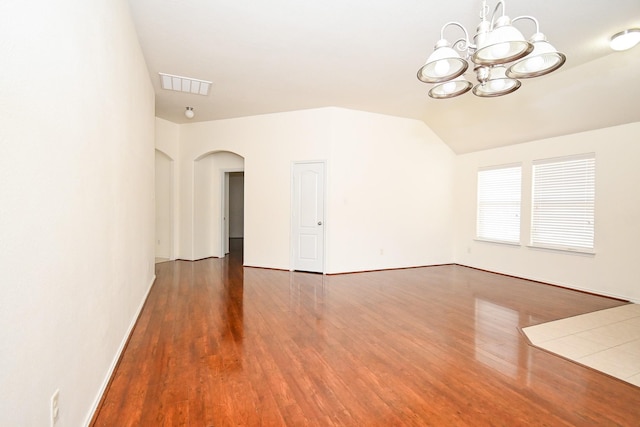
457, 263, 635, 303
83, 274, 156, 426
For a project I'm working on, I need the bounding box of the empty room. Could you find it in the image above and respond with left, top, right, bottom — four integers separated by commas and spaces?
1, 0, 640, 426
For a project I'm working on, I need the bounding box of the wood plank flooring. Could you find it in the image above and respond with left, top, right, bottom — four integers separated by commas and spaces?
91, 241, 640, 426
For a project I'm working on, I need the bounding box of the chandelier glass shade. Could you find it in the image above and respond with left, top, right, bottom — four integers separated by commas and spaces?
429, 76, 473, 99
417, 0, 565, 99
471, 16, 532, 66
506, 33, 566, 79
472, 65, 521, 97
417, 41, 468, 83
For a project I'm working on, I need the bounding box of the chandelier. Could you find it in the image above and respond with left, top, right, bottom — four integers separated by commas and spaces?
417, 0, 566, 99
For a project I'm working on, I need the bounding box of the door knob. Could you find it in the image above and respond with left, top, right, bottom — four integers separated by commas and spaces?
318, 221, 323, 225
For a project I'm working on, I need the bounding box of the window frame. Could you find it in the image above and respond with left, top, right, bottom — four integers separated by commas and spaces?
476, 163, 522, 245
530, 153, 595, 254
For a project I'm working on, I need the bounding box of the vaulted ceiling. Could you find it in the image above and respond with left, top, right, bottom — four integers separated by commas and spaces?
128, 0, 640, 153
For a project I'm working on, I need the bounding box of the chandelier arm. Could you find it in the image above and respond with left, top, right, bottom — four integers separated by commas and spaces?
439, 21, 471, 49
452, 38, 470, 53
512, 15, 540, 35
489, 0, 506, 30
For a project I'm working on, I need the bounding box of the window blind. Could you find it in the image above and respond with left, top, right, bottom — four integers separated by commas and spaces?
477, 164, 521, 244
531, 154, 595, 251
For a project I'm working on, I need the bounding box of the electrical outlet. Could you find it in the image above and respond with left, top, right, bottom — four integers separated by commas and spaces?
50, 389, 59, 426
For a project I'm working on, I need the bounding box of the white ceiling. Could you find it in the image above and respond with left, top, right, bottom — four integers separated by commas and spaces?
128, 0, 640, 153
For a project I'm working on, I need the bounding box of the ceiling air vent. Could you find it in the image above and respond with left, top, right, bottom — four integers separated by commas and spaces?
159, 73, 211, 96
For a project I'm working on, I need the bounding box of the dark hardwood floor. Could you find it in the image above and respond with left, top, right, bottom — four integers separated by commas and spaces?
92, 240, 640, 426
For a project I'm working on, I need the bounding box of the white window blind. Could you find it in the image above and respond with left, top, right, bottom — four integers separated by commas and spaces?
531, 154, 595, 251
477, 164, 521, 244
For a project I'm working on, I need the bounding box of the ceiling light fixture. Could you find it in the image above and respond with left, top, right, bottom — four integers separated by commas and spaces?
610, 28, 640, 51
417, 0, 565, 99
184, 107, 195, 119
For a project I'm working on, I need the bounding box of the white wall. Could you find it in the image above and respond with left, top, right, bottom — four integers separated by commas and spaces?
155, 117, 180, 159
159, 109, 639, 299
155, 118, 180, 260
327, 109, 456, 273
169, 107, 455, 273
0, 1, 155, 426
454, 122, 640, 302
155, 150, 173, 258
177, 108, 332, 267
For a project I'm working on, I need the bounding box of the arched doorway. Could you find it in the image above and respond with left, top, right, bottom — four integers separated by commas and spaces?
193, 151, 245, 260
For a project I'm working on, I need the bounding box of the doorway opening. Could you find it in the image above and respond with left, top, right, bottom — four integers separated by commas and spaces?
222, 171, 245, 261
193, 151, 244, 260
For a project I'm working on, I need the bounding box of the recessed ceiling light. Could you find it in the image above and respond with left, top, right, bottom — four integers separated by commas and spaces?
610, 28, 640, 51
159, 73, 211, 95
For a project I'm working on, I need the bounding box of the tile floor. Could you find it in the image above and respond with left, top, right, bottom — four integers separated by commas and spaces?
523, 304, 640, 387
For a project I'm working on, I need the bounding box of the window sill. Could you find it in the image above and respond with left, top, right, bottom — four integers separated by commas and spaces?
527, 245, 595, 256
474, 238, 521, 247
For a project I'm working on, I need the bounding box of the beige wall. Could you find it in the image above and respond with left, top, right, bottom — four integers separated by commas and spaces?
157, 112, 640, 301
160, 107, 456, 273
454, 122, 640, 302
0, 1, 155, 426
177, 108, 332, 268
155, 118, 180, 260
155, 117, 180, 159
327, 108, 456, 272
155, 150, 173, 258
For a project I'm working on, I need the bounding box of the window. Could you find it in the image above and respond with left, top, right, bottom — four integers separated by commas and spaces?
477, 164, 521, 244
531, 153, 595, 252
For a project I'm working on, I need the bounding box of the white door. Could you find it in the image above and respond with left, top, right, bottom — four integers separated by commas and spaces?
292, 162, 325, 273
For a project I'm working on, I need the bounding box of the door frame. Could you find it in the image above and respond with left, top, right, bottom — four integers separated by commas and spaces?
290, 160, 327, 273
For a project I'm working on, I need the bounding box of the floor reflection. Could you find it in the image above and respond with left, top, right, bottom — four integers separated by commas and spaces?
288, 271, 327, 318
222, 256, 244, 343
474, 298, 525, 380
